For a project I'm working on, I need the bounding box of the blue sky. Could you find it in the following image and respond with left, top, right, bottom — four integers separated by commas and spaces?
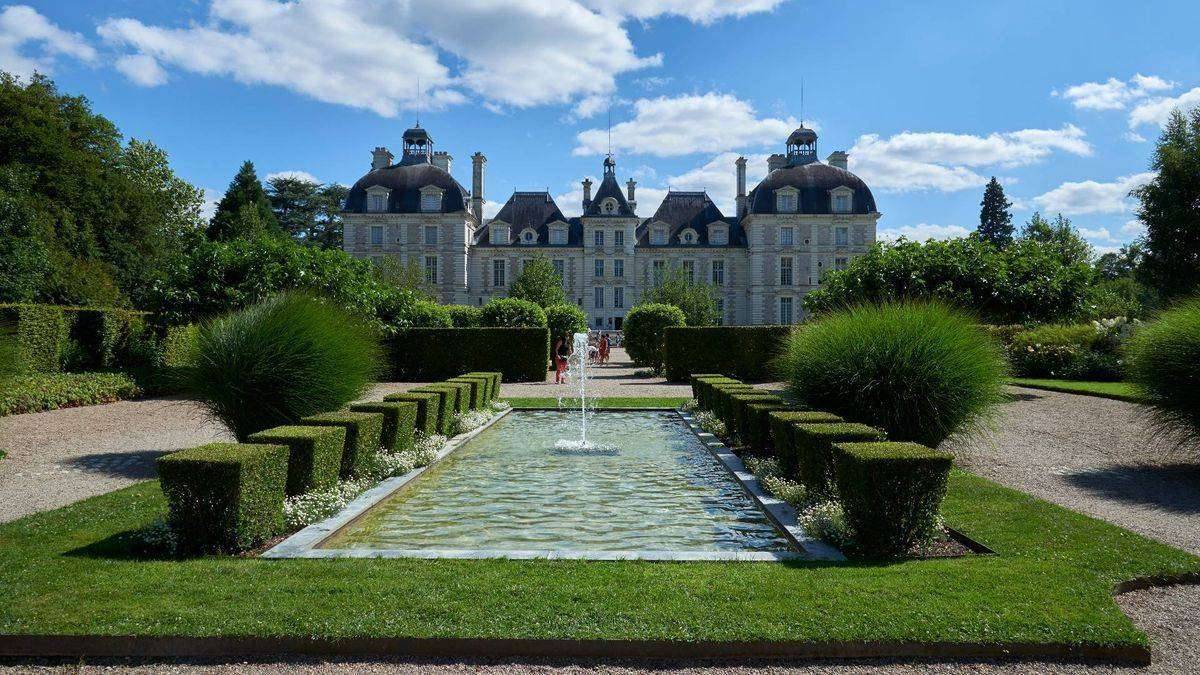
3, 0, 1199, 253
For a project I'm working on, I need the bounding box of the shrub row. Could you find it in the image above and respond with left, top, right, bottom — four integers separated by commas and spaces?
0, 303, 154, 374
158, 372, 504, 554
387, 328, 548, 382
1007, 319, 1132, 381
0, 372, 141, 417
691, 373, 952, 558
663, 326, 792, 382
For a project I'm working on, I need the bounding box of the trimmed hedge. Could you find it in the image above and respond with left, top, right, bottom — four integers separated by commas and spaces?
420, 383, 466, 414
387, 328, 549, 382
664, 326, 793, 382
833, 441, 954, 558
768, 410, 845, 464
710, 383, 760, 423
301, 411, 384, 479
408, 387, 453, 434
0, 372, 141, 417
729, 392, 783, 442
623, 303, 686, 374
247, 425, 346, 496
349, 401, 418, 452
689, 373, 727, 402
790, 422, 886, 497
0, 303, 152, 374
449, 376, 486, 409
468, 371, 502, 401
157, 442, 288, 554
743, 401, 792, 453
382, 391, 440, 435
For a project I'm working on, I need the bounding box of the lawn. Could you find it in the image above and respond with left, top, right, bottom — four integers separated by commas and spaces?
0, 470, 1195, 654
503, 396, 691, 408
1007, 378, 1146, 404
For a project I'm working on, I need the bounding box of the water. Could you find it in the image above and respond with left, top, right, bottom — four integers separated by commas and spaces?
323, 411, 791, 552
555, 332, 596, 450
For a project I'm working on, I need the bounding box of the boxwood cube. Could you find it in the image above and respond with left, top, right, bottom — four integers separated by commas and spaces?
449, 376, 486, 409
468, 371, 502, 401
409, 387, 453, 434
301, 411, 384, 479
349, 400, 418, 452
769, 410, 844, 465
247, 425, 346, 496
743, 401, 793, 453
689, 373, 726, 401
791, 422, 886, 498
383, 391, 441, 435
157, 442, 288, 554
731, 393, 783, 442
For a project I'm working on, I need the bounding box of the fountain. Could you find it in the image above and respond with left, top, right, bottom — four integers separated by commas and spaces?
554, 332, 603, 451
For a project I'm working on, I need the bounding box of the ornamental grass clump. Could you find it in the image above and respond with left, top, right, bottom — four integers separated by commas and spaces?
779, 301, 1005, 447
179, 293, 383, 441
1126, 298, 1200, 454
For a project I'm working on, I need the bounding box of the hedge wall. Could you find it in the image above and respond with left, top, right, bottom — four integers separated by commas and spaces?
349, 401, 418, 452
301, 411, 384, 479
387, 328, 548, 383
0, 303, 153, 374
663, 325, 793, 382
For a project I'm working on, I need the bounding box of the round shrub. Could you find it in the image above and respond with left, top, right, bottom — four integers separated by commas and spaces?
779, 301, 1006, 447
445, 304, 482, 327
545, 303, 588, 343
1127, 298, 1200, 452
179, 292, 383, 441
481, 298, 547, 328
406, 300, 453, 327
624, 303, 686, 374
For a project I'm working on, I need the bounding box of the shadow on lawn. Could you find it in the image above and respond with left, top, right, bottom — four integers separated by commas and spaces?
65, 526, 181, 561
1064, 463, 1200, 514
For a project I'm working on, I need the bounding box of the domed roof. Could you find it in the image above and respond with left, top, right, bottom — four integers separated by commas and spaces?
747, 162, 876, 215
402, 126, 431, 144
343, 162, 469, 214
786, 126, 818, 146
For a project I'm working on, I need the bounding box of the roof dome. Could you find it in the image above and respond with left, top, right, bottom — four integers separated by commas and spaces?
343, 162, 469, 214
747, 162, 876, 215
786, 126, 818, 146
402, 126, 431, 144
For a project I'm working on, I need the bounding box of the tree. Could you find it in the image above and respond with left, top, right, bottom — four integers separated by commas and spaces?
623, 303, 686, 373
545, 303, 588, 343
977, 176, 1014, 247
1133, 107, 1200, 300
480, 298, 548, 327
267, 176, 348, 248
1095, 241, 1144, 281
639, 265, 718, 326
207, 161, 279, 241
1021, 212, 1093, 267
508, 254, 566, 308
374, 257, 434, 300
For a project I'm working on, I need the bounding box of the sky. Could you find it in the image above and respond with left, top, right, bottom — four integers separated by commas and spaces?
3, 0, 1199, 255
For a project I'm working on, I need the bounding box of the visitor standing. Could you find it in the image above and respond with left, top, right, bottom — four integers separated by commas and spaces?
554, 335, 569, 384
599, 333, 610, 365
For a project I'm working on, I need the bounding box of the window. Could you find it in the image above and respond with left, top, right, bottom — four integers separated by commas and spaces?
836, 227, 849, 247
593, 286, 604, 309
369, 194, 386, 212
776, 192, 797, 212
710, 227, 727, 245
613, 287, 625, 309
492, 259, 506, 287
613, 259, 624, 278
651, 228, 667, 245
779, 297, 794, 325
424, 225, 438, 246
594, 230, 605, 247
522, 230, 535, 244
490, 226, 508, 245
552, 259, 565, 281
615, 229, 625, 246
370, 225, 384, 245
601, 198, 617, 214
424, 255, 438, 284
835, 256, 848, 271
681, 231, 696, 244
520, 258, 530, 273
833, 194, 851, 213
594, 259, 604, 277
780, 257, 794, 286
652, 259, 666, 285
711, 259, 725, 286
715, 298, 725, 325
420, 191, 441, 212
682, 260, 695, 283
550, 228, 567, 245
780, 227, 794, 246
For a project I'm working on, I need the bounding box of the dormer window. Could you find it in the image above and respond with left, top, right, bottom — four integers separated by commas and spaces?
830, 186, 854, 213
709, 225, 728, 246
775, 187, 799, 213
550, 225, 567, 245
490, 224, 509, 245
651, 224, 668, 246
365, 186, 391, 213
679, 228, 698, 245
419, 186, 444, 213
600, 198, 618, 214
520, 229, 537, 244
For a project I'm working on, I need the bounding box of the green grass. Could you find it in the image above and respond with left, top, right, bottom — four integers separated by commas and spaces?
0, 372, 141, 417
1007, 378, 1145, 403
0, 471, 1196, 649
503, 396, 690, 409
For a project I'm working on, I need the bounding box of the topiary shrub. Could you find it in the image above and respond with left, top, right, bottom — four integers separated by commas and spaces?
1127, 298, 1200, 453
832, 441, 953, 558
729, 392, 783, 442
624, 303, 685, 374
545, 303, 588, 346
689, 374, 726, 403
1, 304, 69, 373
387, 328, 548, 382
710, 382, 760, 425
449, 376, 486, 409
481, 298, 548, 328
779, 301, 1005, 447
468, 371, 502, 401
743, 401, 791, 453
178, 293, 383, 440
158, 442, 288, 554
663, 326, 792, 382
407, 300, 453, 327
383, 391, 441, 435
790, 422, 886, 497
349, 400, 418, 452
408, 386, 453, 434
445, 305, 482, 327
769, 410, 843, 462
247, 425, 346, 496
301, 411, 384, 479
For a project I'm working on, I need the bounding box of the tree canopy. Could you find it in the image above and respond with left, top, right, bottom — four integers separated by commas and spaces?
638, 265, 719, 326
207, 161, 280, 241
977, 177, 1014, 247
1133, 106, 1200, 300
508, 254, 566, 308
267, 175, 347, 248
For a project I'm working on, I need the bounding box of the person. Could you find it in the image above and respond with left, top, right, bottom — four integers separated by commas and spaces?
554, 333, 570, 384
598, 333, 610, 365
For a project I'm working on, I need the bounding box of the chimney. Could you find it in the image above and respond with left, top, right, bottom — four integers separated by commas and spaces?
582, 178, 593, 211
471, 152, 486, 221
371, 146, 393, 170
767, 153, 786, 173
432, 151, 452, 173
826, 151, 848, 170
626, 179, 637, 213
735, 156, 747, 218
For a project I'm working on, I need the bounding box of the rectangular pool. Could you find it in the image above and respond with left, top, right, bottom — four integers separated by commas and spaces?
317, 410, 795, 557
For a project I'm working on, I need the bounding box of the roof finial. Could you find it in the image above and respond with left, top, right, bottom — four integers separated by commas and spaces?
606, 104, 613, 160
800, 76, 805, 128
415, 77, 421, 127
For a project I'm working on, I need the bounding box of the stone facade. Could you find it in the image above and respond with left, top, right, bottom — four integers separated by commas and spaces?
343, 125, 880, 327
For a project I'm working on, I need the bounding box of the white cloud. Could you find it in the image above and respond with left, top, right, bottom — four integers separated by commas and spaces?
265, 170, 320, 183
591, 0, 786, 24
0, 4, 96, 78
878, 223, 971, 242
1128, 86, 1200, 129
1031, 172, 1154, 216
1079, 226, 1112, 241
574, 93, 796, 157
1122, 219, 1146, 237
849, 125, 1092, 193
1054, 73, 1174, 111
200, 188, 221, 221
482, 199, 505, 219
114, 53, 167, 86
569, 94, 613, 121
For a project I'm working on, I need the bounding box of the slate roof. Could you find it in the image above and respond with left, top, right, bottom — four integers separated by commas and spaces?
473, 192, 582, 246
635, 191, 746, 247
343, 162, 470, 214
747, 162, 876, 215
583, 171, 636, 217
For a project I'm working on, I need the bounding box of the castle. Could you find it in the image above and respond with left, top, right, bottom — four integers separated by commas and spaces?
342, 125, 880, 327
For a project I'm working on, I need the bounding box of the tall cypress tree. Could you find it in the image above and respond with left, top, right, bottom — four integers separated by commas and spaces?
1133, 107, 1200, 300
977, 176, 1014, 247
207, 160, 280, 241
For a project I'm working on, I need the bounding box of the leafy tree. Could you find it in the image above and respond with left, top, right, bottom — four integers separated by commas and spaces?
374, 257, 435, 300
545, 303, 588, 343
207, 161, 279, 241
977, 176, 1014, 247
1132, 107, 1200, 300
508, 254, 566, 308
267, 176, 348, 248
639, 265, 718, 326
1094, 241, 1145, 280
445, 305, 482, 327
623, 303, 686, 373
1021, 212, 1093, 267
480, 298, 548, 328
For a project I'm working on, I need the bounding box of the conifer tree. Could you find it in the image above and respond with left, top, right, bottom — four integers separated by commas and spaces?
207, 160, 280, 241
977, 176, 1014, 247
1133, 107, 1200, 299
